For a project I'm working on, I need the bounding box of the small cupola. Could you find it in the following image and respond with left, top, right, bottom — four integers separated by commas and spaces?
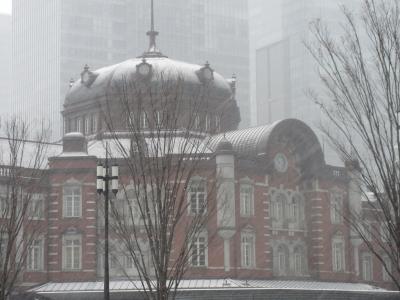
63, 132, 87, 153
215, 136, 234, 154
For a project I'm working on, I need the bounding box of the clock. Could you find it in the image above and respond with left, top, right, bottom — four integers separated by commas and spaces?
274, 153, 288, 173
138, 63, 151, 76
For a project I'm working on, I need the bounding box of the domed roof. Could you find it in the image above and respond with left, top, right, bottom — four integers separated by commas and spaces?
65, 57, 232, 106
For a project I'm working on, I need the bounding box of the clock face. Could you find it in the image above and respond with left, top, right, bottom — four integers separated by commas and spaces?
274, 153, 288, 173
138, 63, 151, 76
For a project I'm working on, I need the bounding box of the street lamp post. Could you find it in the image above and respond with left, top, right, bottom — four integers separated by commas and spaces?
97, 144, 119, 300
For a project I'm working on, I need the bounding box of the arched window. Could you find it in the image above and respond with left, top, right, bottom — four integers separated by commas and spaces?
241, 230, 255, 268
332, 234, 345, 272
290, 194, 304, 223
293, 245, 306, 275
276, 244, 289, 276
271, 193, 286, 221
361, 252, 373, 281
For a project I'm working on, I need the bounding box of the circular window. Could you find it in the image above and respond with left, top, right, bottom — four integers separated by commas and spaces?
274, 153, 288, 173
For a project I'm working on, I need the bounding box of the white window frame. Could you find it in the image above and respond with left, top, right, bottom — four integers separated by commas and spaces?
290, 194, 304, 223
361, 252, 373, 281
63, 185, 82, 218
28, 193, 45, 220
330, 193, 343, 224
27, 238, 44, 271
84, 116, 90, 135
332, 235, 345, 272
215, 115, 221, 132
188, 179, 207, 215
240, 183, 254, 217
271, 193, 286, 221
91, 114, 97, 133
141, 111, 148, 129
276, 244, 288, 276
62, 234, 82, 271
155, 111, 163, 127
293, 246, 305, 275
194, 114, 200, 130
76, 118, 82, 133
241, 231, 255, 268
190, 233, 208, 267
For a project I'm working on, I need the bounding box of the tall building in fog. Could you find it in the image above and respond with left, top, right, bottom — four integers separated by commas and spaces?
0, 13, 11, 119
12, 0, 249, 140
249, 0, 360, 163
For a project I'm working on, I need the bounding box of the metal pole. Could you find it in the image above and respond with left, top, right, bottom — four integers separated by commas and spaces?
104, 142, 110, 300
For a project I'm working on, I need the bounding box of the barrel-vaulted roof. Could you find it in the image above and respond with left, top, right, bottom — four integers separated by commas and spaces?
210, 119, 325, 170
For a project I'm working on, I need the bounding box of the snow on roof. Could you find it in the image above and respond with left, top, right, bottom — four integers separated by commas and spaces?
31, 279, 391, 294
86, 136, 212, 159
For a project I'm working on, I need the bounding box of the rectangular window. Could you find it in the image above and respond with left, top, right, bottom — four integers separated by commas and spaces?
155, 111, 162, 127
241, 233, 255, 268
191, 235, 207, 267
76, 118, 82, 133
27, 239, 43, 271
84, 117, 90, 135
362, 253, 373, 281
382, 256, 392, 281
240, 184, 254, 216
215, 116, 221, 132
127, 112, 135, 128
332, 239, 345, 272
91, 114, 97, 133
28, 194, 44, 219
63, 186, 81, 218
194, 114, 200, 130
330, 194, 342, 224
141, 112, 148, 129
0, 195, 9, 218
63, 235, 81, 270
188, 181, 206, 215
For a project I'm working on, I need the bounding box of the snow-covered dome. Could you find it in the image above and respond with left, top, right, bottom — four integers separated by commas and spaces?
63, 23, 241, 136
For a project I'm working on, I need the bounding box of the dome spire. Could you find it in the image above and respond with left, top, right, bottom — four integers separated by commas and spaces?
141, 0, 166, 58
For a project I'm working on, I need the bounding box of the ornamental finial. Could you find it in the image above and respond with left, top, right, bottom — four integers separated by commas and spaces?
141, 0, 166, 58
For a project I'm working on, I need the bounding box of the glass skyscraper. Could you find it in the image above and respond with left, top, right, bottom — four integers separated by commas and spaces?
249, 0, 360, 163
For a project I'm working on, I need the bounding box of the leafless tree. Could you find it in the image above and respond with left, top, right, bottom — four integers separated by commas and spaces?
100, 71, 228, 300
307, 0, 400, 288
0, 117, 50, 299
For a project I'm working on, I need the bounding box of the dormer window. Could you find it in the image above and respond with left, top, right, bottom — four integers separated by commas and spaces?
136, 58, 152, 79
80, 64, 97, 87
197, 61, 214, 83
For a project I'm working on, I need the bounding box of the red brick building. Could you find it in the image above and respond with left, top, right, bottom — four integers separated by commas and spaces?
1, 19, 397, 298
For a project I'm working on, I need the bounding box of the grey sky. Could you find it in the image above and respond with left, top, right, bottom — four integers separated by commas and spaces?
0, 0, 11, 14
